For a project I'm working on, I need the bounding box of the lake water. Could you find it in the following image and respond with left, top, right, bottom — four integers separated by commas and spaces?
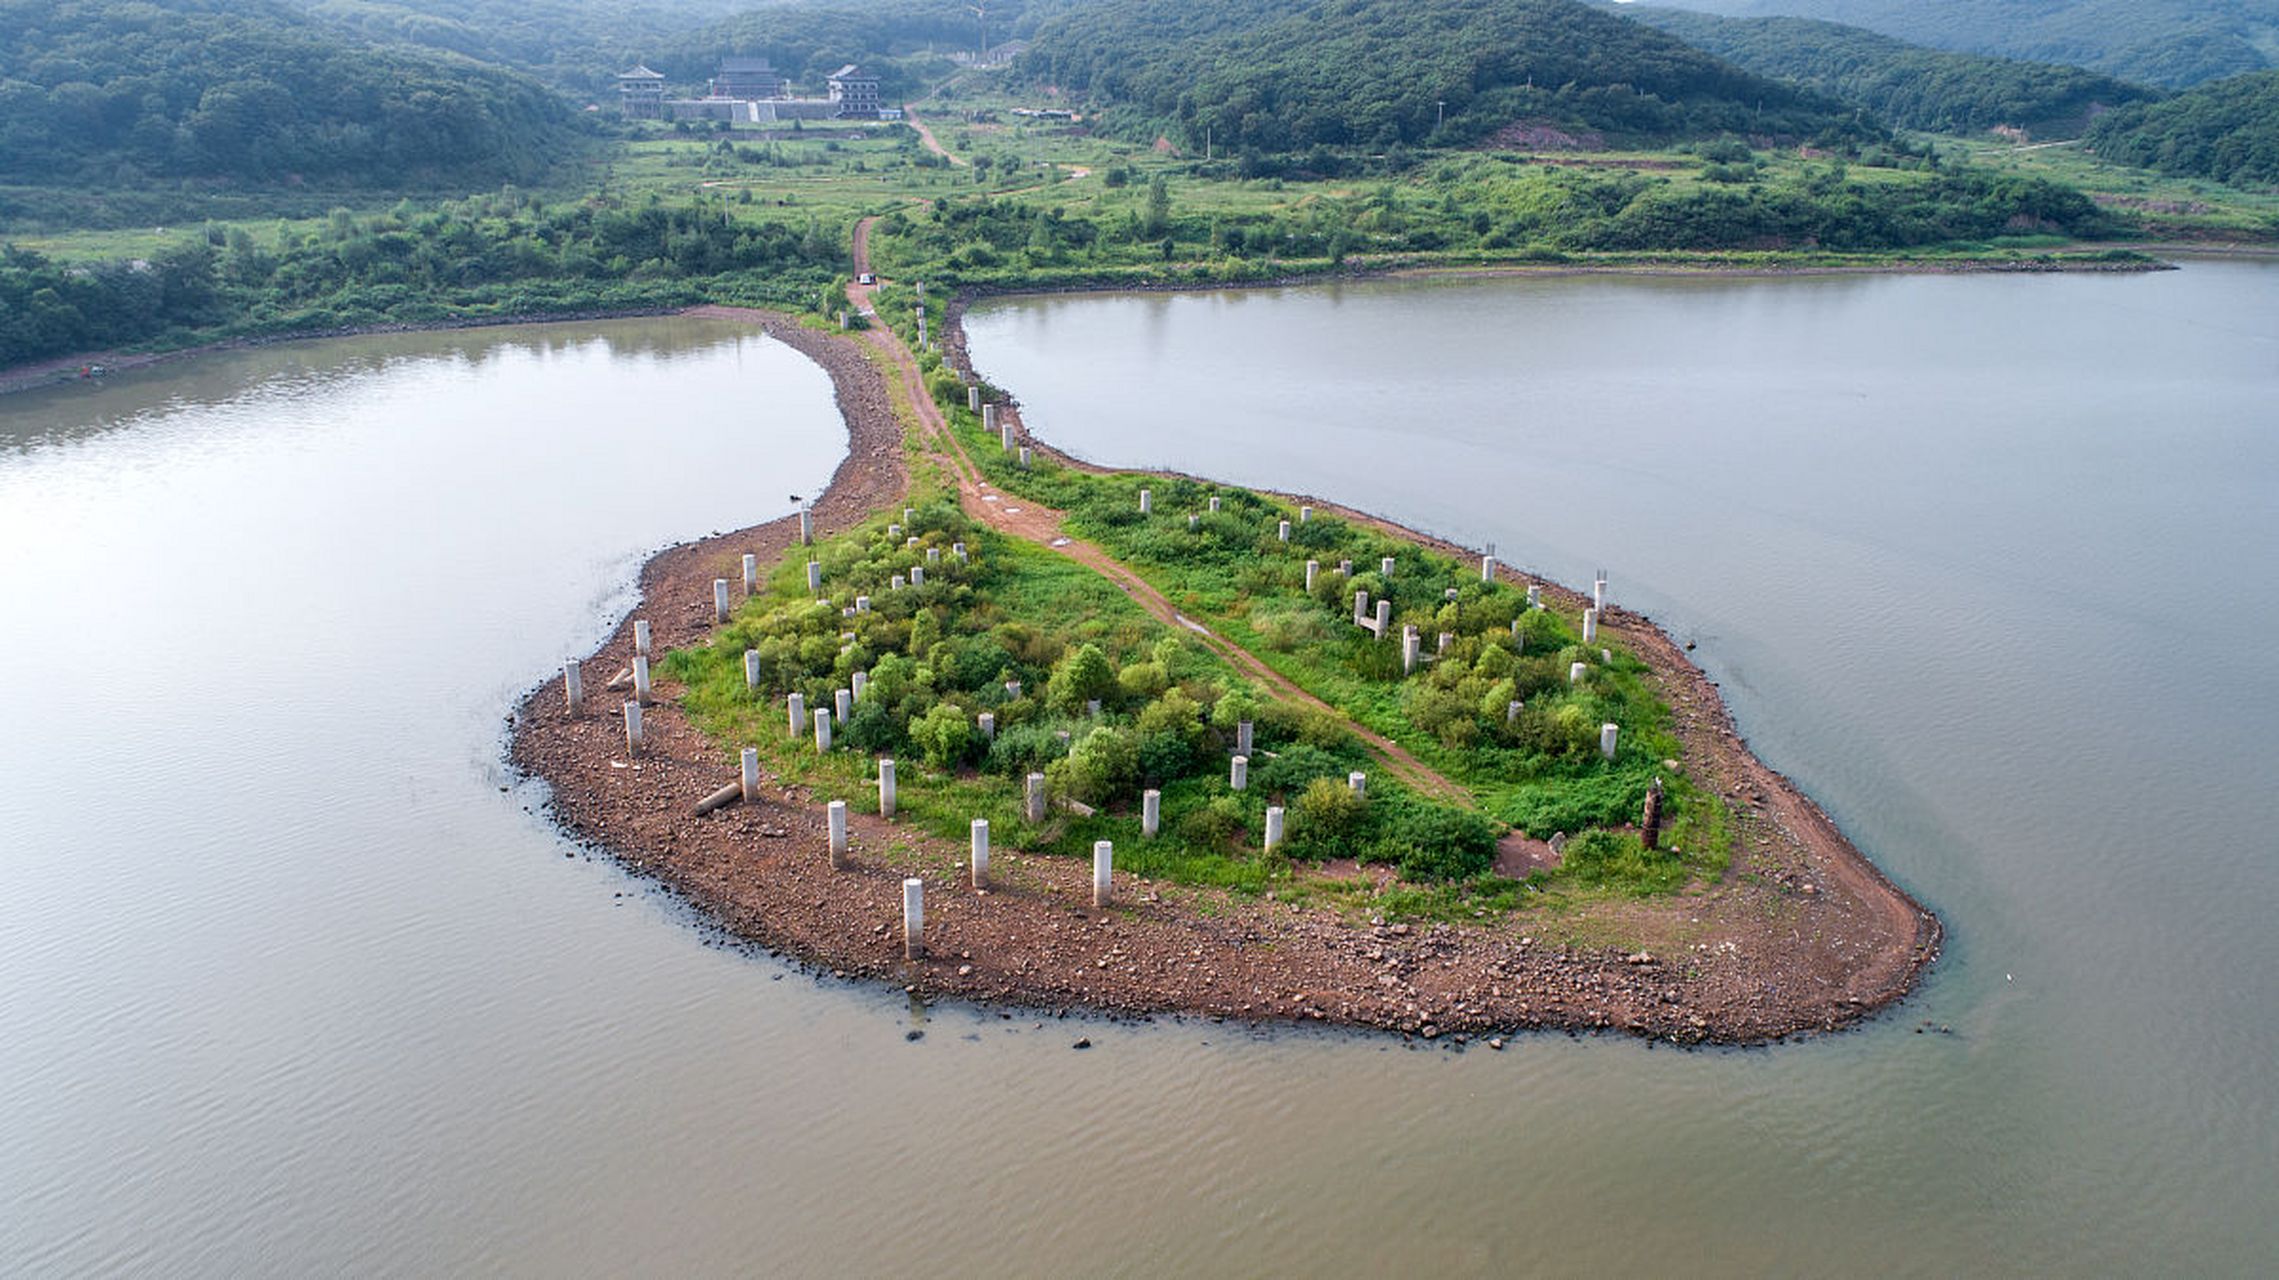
2, 265, 2273, 1274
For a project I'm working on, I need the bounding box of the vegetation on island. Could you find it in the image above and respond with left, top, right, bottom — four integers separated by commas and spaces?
665, 479, 1728, 917
1613, 8, 2161, 139
2085, 71, 2279, 187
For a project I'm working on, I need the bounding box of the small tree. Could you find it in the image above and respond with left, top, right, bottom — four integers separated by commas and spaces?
1046, 642, 1117, 711
911, 702, 977, 769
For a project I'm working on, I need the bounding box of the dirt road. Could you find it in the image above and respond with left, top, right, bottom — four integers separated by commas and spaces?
848, 219, 1469, 803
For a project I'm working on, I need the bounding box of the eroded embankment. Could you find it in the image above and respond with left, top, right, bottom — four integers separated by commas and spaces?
511, 304, 1939, 1045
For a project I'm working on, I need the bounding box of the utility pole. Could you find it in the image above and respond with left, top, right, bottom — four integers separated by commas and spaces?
1436, 99, 1446, 133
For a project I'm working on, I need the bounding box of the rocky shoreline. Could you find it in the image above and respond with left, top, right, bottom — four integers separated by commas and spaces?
509, 302, 1941, 1046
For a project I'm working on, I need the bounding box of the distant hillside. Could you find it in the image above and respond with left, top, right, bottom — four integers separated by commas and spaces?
1617, 8, 2159, 138
2085, 70, 2279, 186
1020, 0, 1861, 155
0, 0, 581, 189
1636, 0, 2279, 88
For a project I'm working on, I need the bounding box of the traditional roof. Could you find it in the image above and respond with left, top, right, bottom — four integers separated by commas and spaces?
828, 64, 873, 81
618, 64, 664, 80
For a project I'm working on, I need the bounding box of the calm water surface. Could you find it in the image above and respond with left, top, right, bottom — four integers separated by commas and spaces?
1, 266, 2273, 1275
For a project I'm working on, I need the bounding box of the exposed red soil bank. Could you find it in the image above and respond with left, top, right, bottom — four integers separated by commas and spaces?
510, 305, 1940, 1046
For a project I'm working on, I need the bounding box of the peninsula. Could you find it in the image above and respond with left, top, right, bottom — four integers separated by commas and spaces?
509, 286, 1941, 1045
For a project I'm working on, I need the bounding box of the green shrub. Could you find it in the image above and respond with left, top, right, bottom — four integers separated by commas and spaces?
1057, 725, 1141, 805
1178, 795, 1248, 848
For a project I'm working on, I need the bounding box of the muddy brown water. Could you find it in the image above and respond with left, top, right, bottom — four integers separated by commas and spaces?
3, 264, 2275, 1274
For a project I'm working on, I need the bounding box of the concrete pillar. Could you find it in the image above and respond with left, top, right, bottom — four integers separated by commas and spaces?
1018, 446, 1031, 468
906, 536, 920, 550
1277, 520, 1290, 542
968, 385, 981, 413
1092, 840, 1113, 907
855, 595, 870, 614
1305, 560, 1319, 592
1381, 556, 1396, 577
1582, 608, 1598, 644
1026, 773, 1047, 823
1208, 496, 1221, 513
1188, 514, 1198, 531
799, 508, 813, 546
1142, 789, 1161, 838
1231, 756, 1249, 791
904, 507, 916, 525
1348, 771, 1366, 798
1438, 631, 1454, 654
1402, 626, 1420, 675
1594, 573, 1607, 613
1001, 425, 1014, 452
563, 659, 583, 713
633, 655, 652, 705
890, 574, 905, 592
1004, 680, 1021, 699
745, 649, 762, 690
1339, 560, 1353, 577
911, 566, 924, 587
1600, 723, 1619, 760
851, 671, 869, 701
1087, 699, 1102, 718
1570, 661, 1588, 685
1264, 806, 1284, 853
828, 799, 848, 868
904, 877, 924, 958
807, 561, 822, 594
788, 692, 807, 735
983, 402, 998, 433
971, 819, 990, 888
634, 619, 652, 657
1508, 699, 1523, 724
1237, 720, 1253, 755
835, 688, 853, 724
741, 747, 760, 802
1354, 589, 1370, 627
953, 542, 967, 560
1375, 599, 1392, 637
878, 758, 897, 819
927, 547, 940, 563
1139, 488, 1151, 514
1526, 585, 1541, 610
815, 712, 833, 753
743, 553, 758, 596
1300, 505, 1312, 523
977, 711, 995, 740
1482, 554, 1495, 583
915, 309, 927, 347
623, 701, 643, 753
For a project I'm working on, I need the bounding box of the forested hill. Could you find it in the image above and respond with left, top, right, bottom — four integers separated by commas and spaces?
1018, 0, 1861, 155
0, 0, 583, 188
1637, 0, 2279, 89
2085, 71, 2279, 187
1615, 9, 2158, 138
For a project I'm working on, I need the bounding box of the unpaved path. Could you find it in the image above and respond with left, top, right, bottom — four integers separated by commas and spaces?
850, 219, 1469, 803
902, 106, 967, 167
